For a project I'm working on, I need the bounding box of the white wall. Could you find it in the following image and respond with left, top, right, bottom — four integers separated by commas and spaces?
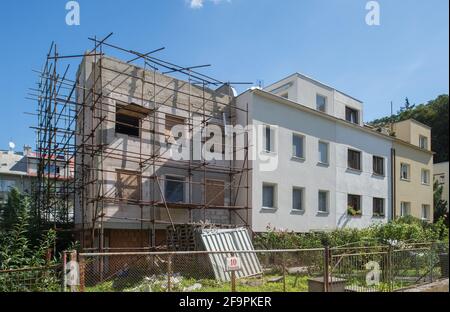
265, 74, 364, 126
238, 90, 391, 233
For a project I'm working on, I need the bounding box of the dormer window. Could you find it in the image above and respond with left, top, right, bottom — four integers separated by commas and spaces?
316, 94, 327, 112
419, 135, 428, 150
345, 106, 359, 124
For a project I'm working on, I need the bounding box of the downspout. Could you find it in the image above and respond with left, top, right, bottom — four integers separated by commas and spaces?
390, 148, 396, 221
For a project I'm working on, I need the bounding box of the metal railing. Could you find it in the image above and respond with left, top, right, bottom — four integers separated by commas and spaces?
0, 265, 62, 292
1, 241, 447, 292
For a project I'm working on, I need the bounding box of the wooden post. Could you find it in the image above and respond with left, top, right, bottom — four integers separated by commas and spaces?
231, 270, 236, 292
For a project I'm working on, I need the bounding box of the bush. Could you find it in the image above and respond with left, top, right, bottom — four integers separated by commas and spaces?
253, 217, 449, 250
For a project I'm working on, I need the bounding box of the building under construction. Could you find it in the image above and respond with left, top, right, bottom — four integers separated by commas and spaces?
32, 34, 251, 252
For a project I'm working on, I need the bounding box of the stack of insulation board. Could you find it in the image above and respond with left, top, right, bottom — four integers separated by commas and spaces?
200, 228, 262, 282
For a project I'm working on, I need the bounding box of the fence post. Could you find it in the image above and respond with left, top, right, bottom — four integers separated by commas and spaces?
429, 243, 434, 283
78, 252, 85, 292
167, 254, 173, 292
282, 252, 286, 292
324, 246, 330, 292
62, 251, 67, 292
387, 245, 393, 292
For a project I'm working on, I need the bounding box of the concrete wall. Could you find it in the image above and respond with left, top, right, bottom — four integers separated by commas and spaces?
75, 56, 237, 232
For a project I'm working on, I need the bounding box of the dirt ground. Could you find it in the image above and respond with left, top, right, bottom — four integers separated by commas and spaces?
400, 279, 449, 292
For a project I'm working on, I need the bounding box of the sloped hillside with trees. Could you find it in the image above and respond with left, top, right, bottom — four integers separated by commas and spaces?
370, 94, 449, 163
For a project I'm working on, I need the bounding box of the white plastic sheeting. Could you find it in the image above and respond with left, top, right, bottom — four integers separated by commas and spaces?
200, 228, 262, 282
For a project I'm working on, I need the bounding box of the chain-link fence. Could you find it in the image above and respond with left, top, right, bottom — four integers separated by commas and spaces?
77, 249, 325, 292
72, 242, 448, 292
329, 242, 449, 292
0, 265, 62, 292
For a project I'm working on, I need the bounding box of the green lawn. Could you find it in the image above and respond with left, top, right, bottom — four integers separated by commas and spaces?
85, 274, 311, 292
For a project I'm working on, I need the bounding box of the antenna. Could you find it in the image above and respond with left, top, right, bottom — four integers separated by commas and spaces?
9, 141, 16, 152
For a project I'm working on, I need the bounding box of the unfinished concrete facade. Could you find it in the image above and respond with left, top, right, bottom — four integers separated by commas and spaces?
73, 45, 250, 251
32, 37, 250, 252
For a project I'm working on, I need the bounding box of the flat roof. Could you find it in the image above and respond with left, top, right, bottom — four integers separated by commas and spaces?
264, 72, 363, 103
239, 88, 434, 156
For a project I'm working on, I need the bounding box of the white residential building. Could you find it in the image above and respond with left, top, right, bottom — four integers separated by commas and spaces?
236, 73, 393, 232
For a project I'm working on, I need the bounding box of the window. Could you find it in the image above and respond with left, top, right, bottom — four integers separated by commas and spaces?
419, 135, 428, 150
373, 198, 385, 217
292, 187, 304, 211
116, 106, 140, 137
400, 202, 411, 217
347, 194, 362, 216
264, 125, 274, 152
421, 169, 430, 185
318, 141, 329, 164
400, 163, 410, 180
373, 156, 385, 176
292, 134, 305, 159
318, 191, 328, 213
348, 149, 361, 171
117, 170, 141, 202
316, 94, 327, 112
421, 204, 430, 221
262, 183, 276, 208
165, 176, 185, 203
44, 164, 60, 175
345, 106, 359, 124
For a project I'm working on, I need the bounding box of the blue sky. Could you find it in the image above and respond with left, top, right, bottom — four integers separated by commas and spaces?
0, 0, 448, 151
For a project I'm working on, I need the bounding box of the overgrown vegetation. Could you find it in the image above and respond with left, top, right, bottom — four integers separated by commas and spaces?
369, 94, 449, 163
254, 217, 449, 250
0, 188, 60, 291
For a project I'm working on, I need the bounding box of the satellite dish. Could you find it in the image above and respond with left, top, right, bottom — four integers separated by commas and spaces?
9, 141, 16, 150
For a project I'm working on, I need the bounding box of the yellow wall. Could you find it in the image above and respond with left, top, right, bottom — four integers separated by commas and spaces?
394, 142, 433, 221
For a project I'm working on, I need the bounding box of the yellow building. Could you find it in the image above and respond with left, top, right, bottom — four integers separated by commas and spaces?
392, 119, 434, 222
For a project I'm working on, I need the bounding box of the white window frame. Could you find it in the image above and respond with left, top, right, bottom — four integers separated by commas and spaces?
263, 125, 276, 153
262, 182, 277, 209
419, 135, 428, 150
400, 202, 411, 217
400, 163, 410, 181
421, 169, 430, 185
318, 141, 329, 165
318, 190, 329, 214
316, 94, 327, 112
292, 187, 305, 212
373, 197, 385, 217
421, 204, 431, 221
292, 133, 305, 160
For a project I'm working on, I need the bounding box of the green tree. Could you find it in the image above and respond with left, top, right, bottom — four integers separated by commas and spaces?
434, 180, 449, 226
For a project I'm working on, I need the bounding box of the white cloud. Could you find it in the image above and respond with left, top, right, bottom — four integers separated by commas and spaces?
190, 0, 204, 9
188, 0, 230, 9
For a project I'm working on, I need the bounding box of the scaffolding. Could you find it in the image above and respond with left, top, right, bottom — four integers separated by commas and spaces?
30, 34, 251, 252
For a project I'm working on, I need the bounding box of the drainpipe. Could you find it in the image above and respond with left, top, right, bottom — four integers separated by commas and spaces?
390, 148, 396, 221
